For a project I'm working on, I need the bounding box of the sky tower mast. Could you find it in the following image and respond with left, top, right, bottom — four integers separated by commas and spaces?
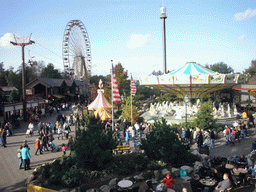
160, 1, 167, 74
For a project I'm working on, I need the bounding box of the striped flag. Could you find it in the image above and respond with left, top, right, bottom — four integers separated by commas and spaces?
131, 75, 136, 97
112, 65, 121, 103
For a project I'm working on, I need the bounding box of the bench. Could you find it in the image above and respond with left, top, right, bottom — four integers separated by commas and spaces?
114, 145, 130, 154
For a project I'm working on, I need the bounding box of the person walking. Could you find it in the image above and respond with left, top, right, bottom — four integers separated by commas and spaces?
62, 143, 68, 155
225, 125, 230, 145
1, 128, 7, 147
35, 137, 43, 155
121, 119, 127, 138
57, 122, 63, 140
21, 144, 31, 171
17, 145, 23, 169
125, 130, 130, 145
209, 129, 215, 149
42, 134, 49, 152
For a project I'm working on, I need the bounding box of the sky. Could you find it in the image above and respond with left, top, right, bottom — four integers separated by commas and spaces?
0, 0, 256, 80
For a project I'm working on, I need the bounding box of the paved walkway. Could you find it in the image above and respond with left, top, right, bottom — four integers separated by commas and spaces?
1, 113, 256, 192
0, 109, 75, 192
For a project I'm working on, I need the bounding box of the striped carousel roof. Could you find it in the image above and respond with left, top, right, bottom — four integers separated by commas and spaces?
170, 62, 216, 75
94, 107, 112, 121
87, 89, 112, 110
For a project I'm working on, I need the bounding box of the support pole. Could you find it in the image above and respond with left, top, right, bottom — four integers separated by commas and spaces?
10, 35, 35, 121
111, 60, 114, 131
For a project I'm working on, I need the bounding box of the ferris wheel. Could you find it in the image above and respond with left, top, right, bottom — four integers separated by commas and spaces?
62, 20, 92, 81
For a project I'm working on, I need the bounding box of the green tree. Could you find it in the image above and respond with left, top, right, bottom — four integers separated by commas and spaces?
72, 114, 117, 171
193, 101, 216, 130
140, 118, 199, 166
0, 62, 7, 86
135, 81, 161, 101
40, 63, 62, 79
121, 96, 139, 123
8, 89, 20, 103
114, 63, 130, 96
244, 60, 256, 76
205, 62, 234, 73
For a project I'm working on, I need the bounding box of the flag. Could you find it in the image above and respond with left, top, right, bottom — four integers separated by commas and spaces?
112, 65, 121, 103
131, 75, 136, 97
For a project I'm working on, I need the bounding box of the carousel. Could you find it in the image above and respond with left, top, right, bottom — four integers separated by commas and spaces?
139, 62, 249, 121
139, 62, 248, 99
87, 79, 112, 121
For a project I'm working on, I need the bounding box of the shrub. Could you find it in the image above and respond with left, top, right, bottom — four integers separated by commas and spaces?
72, 114, 117, 171
140, 118, 199, 166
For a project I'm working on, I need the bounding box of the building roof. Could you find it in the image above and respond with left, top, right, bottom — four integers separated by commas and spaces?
0, 86, 18, 92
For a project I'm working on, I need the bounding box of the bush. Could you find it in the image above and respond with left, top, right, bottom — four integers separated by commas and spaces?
72, 114, 117, 171
147, 161, 162, 170
140, 118, 199, 166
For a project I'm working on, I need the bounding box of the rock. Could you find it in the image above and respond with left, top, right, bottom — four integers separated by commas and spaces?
100, 185, 111, 192
161, 168, 170, 175
109, 178, 118, 188
25, 174, 35, 185
171, 168, 180, 177
180, 166, 193, 174
124, 176, 133, 180
59, 189, 70, 192
70, 189, 76, 192
194, 161, 203, 172
134, 174, 144, 181
200, 154, 209, 161
86, 189, 97, 192
191, 150, 200, 156
247, 158, 253, 167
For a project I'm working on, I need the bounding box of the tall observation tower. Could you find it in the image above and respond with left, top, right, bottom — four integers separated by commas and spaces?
160, 4, 167, 74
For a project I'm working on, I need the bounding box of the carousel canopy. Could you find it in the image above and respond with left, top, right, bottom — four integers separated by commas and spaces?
94, 107, 112, 121
139, 62, 248, 98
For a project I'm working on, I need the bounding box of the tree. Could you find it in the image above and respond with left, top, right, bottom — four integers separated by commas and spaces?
0, 62, 7, 86
244, 60, 256, 76
140, 118, 199, 166
114, 63, 130, 96
40, 63, 62, 79
151, 70, 163, 76
193, 101, 216, 130
72, 114, 117, 171
121, 96, 139, 123
205, 62, 234, 73
8, 89, 20, 103
135, 81, 161, 101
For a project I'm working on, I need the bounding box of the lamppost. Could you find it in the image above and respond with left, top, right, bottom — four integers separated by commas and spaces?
184, 96, 189, 128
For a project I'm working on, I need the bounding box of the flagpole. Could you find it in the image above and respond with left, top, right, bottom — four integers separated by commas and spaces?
111, 60, 114, 131
131, 73, 133, 126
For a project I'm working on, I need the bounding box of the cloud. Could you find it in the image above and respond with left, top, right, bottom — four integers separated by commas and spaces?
127, 34, 150, 49
234, 8, 256, 21
0, 33, 16, 48
239, 35, 246, 40
0, 33, 34, 48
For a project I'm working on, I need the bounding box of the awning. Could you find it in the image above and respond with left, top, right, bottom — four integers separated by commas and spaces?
53, 94, 65, 99
233, 88, 256, 91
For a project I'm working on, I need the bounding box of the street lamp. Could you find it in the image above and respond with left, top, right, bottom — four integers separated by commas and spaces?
184, 96, 189, 128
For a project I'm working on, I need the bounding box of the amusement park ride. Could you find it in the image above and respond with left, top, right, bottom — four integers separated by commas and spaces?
62, 20, 92, 82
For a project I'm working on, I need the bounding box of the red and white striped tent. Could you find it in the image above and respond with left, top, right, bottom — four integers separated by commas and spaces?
87, 89, 112, 110
94, 107, 112, 121
87, 79, 112, 110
